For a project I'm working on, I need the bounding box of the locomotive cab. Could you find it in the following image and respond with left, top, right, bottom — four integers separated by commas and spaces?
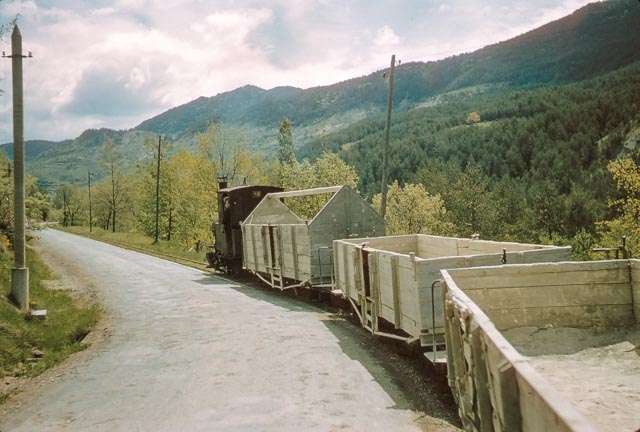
207, 182, 283, 272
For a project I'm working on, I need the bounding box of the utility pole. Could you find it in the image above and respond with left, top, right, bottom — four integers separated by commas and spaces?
380, 54, 396, 219
6, 25, 30, 310
154, 136, 161, 244
88, 171, 93, 232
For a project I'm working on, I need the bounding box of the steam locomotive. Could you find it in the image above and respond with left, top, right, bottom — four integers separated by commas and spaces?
206, 178, 283, 272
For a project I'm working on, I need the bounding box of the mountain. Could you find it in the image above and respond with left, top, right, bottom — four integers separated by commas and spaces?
3, 0, 640, 190
134, 0, 640, 138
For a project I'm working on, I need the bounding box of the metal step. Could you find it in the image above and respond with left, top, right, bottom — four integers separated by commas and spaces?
423, 349, 447, 364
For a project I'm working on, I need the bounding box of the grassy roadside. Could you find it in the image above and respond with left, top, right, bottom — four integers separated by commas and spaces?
0, 238, 101, 402
59, 226, 210, 267
1, 225, 209, 403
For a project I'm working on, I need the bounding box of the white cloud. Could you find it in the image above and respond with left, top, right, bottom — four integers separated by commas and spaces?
374, 25, 400, 47
0, 0, 594, 143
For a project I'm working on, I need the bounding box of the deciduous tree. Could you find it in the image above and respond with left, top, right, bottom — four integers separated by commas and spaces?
372, 181, 453, 235
198, 124, 251, 185
136, 135, 174, 240
280, 152, 359, 220
606, 157, 640, 221
52, 184, 82, 226
95, 139, 134, 232
0, 151, 13, 231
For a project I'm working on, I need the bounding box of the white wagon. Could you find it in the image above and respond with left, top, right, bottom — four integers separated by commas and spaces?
441, 260, 640, 432
242, 185, 385, 290
333, 234, 571, 358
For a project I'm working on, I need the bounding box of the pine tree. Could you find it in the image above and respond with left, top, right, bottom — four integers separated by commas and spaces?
277, 117, 295, 166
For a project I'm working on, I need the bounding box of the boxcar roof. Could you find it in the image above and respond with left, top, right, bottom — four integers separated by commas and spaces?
242, 185, 385, 229
264, 185, 342, 199
219, 186, 284, 202
219, 185, 282, 193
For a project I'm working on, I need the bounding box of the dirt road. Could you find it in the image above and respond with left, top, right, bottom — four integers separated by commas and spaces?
0, 229, 461, 431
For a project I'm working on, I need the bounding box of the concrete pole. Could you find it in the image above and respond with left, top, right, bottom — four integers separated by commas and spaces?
380, 54, 396, 219
10, 25, 29, 311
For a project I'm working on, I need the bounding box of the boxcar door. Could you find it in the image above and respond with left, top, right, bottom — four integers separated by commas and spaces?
359, 246, 371, 298
260, 224, 281, 280
357, 245, 375, 330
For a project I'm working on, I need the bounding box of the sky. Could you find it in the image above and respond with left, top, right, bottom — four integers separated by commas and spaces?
0, 0, 595, 143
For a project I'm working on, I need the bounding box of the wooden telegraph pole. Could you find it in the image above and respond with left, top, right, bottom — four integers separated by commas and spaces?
88, 171, 93, 232
154, 136, 161, 244
7, 25, 30, 310
380, 54, 396, 219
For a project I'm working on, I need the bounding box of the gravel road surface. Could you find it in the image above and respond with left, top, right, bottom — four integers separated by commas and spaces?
0, 229, 461, 431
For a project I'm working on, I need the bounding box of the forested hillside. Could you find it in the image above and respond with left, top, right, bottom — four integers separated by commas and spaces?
5, 0, 639, 192
136, 0, 640, 139
301, 62, 640, 247
307, 62, 640, 194
2, 0, 639, 258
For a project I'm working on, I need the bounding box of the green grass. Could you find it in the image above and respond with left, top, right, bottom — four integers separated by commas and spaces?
0, 226, 207, 401
60, 226, 210, 265
0, 245, 101, 384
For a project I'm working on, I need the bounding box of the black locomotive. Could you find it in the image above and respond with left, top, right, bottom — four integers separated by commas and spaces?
206, 177, 283, 272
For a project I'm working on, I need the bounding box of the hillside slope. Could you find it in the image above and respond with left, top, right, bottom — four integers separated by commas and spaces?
3, 0, 638, 190
134, 0, 640, 138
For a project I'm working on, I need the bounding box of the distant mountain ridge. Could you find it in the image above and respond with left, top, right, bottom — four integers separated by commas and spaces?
133, 0, 640, 138
3, 0, 640, 189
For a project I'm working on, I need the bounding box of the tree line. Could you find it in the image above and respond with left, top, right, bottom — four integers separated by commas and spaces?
299, 61, 640, 258
6, 61, 640, 262
44, 120, 359, 252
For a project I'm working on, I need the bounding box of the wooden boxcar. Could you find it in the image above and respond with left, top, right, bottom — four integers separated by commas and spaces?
241, 185, 385, 290
333, 234, 572, 354
441, 260, 640, 432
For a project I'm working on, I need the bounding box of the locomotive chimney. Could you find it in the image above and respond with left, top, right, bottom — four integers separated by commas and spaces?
217, 175, 228, 190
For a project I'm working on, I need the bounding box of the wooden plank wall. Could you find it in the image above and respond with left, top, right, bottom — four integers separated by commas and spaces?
445, 261, 635, 331
370, 252, 421, 337
278, 224, 312, 282
518, 247, 572, 263
332, 240, 362, 300
442, 273, 599, 432
364, 235, 419, 255
372, 252, 396, 326
333, 235, 573, 342
335, 235, 419, 255
334, 238, 415, 303
412, 249, 573, 334
458, 238, 536, 255
308, 206, 350, 283
333, 241, 349, 296
415, 257, 472, 331
414, 235, 571, 260
244, 195, 300, 224
241, 225, 262, 272
459, 238, 572, 255
417, 235, 459, 259
631, 260, 640, 322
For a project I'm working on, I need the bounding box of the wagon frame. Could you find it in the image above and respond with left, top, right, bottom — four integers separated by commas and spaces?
241, 185, 386, 291
441, 259, 640, 431
333, 234, 572, 360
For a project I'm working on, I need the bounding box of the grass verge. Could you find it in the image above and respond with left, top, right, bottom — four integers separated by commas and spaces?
60, 226, 210, 266
0, 241, 101, 402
